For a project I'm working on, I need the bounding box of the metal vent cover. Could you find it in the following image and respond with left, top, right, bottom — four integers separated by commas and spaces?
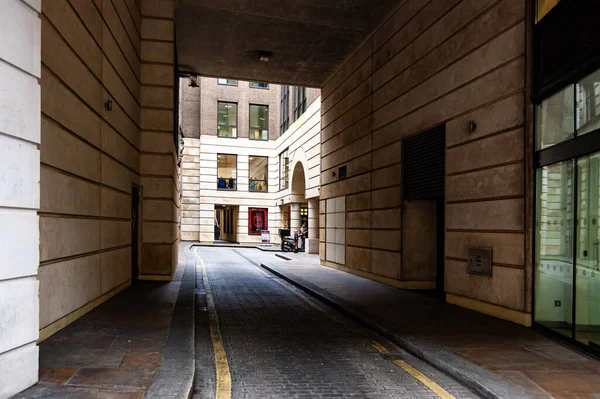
402, 124, 446, 200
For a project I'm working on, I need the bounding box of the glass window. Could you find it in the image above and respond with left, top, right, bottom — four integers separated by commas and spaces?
217, 154, 237, 190
217, 78, 238, 86
576, 69, 600, 136
536, 85, 575, 150
575, 152, 600, 347
250, 82, 269, 89
249, 156, 268, 192
535, 160, 574, 338
218, 102, 237, 138
249, 105, 268, 140
536, 0, 560, 23
280, 85, 290, 135
294, 87, 307, 120
279, 149, 289, 190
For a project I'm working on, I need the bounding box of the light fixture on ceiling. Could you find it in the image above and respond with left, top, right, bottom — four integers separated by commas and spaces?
258, 51, 272, 62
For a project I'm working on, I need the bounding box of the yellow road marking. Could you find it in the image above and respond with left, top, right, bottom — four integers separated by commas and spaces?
394, 359, 456, 399
370, 341, 456, 399
370, 340, 391, 355
195, 249, 232, 399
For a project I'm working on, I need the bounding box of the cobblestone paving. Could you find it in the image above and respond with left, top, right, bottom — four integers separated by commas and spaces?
197, 247, 480, 399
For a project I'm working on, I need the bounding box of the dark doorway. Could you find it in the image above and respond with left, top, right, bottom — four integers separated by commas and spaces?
402, 124, 446, 296
131, 186, 140, 279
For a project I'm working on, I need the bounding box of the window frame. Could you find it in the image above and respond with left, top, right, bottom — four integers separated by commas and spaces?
249, 104, 269, 141
217, 78, 238, 86
280, 85, 290, 136
216, 153, 238, 191
249, 82, 269, 89
293, 87, 307, 121
249, 155, 268, 193
279, 149, 290, 191
217, 101, 238, 138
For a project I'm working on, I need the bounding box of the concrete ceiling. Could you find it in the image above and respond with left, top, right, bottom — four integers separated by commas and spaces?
175, 0, 401, 87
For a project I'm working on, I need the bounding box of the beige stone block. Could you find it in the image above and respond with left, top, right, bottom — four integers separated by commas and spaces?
322, 38, 372, 100
39, 255, 102, 327
41, 117, 101, 182
141, 62, 173, 85
181, 231, 199, 241
143, 199, 174, 221
446, 199, 524, 231
101, 247, 131, 293
322, 79, 372, 128
321, 135, 371, 171
446, 163, 524, 202
372, 164, 401, 189
142, 41, 174, 63
346, 192, 371, 211
372, 58, 525, 150
322, 60, 372, 114
182, 176, 200, 184
346, 210, 371, 229
40, 167, 101, 216
102, 23, 140, 96
371, 187, 401, 209
446, 129, 524, 175
0, 0, 41, 77
346, 229, 371, 247
0, 277, 39, 353
102, 155, 134, 193
141, 18, 173, 40
445, 259, 525, 311
346, 246, 371, 272
0, 342, 38, 399
142, 108, 173, 131
372, 0, 426, 50
445, 232, 524, 266
111, 0, 139, 48
101, 220, 131, 249
101, 88, 140, 149
40, 217, 101, 261
41, 69, 102, 147
372, 230, 401, 251
321, 97, 371, 142
103, 58, 140, 126
141, 153, 172, 175
141, 243, 173, 274
103, 0, 139, 67
140, 131, 173, 153
141, 86, 173, 108
70, 0, 103, 43
447, 93, 524, 147
101, 188, 131, 218
142, 0, 174, 18
372, 209, 401, 229
102, 123, 140, 172
372, 141, 401, 170
143, 221, 176, 243
321, 117, 371, 157
371, 250, 401, 279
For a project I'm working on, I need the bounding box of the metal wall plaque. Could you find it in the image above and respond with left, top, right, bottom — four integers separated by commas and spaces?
467, 247, 492, 276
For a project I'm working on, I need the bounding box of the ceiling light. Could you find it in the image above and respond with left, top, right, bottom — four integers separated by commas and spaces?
258, 51, 272, 62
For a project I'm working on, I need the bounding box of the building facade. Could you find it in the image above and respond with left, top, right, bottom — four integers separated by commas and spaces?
179, 77, 321, 252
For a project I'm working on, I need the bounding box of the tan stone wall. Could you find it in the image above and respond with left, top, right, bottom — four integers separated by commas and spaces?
320, 0, 530, 314
38, 0, 178, 335
199, 77, 280, 140
140, 0, 179, 277
0, 0, 41, 395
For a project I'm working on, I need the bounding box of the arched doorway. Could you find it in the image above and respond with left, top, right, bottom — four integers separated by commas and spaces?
289, 160, 319, 254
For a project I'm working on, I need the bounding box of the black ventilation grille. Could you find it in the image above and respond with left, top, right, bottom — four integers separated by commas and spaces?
402, 124, 446, 200
338, 165, 347, 180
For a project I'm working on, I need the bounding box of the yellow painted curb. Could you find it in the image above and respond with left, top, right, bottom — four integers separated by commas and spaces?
446, 293, 532, 326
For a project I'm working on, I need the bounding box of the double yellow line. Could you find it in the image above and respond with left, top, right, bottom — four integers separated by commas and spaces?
371, 341, 456, 399
196, 250, 232, 399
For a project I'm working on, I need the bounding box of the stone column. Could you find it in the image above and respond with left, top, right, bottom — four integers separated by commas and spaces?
290, 203, 301, 233
307, 198, 319, 254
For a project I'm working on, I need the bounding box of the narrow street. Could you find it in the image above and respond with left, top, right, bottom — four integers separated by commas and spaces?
192, 247, 479, 399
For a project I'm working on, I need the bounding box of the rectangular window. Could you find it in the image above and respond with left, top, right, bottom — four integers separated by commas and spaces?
217, 102, 237, 138
248, 208, 268, 235
217, 78, 238, 86
279, 149, 289, 190
249, 156, 268, 192
250, 82, 269, 89
536, 85, 575, 150
249, 104, 268, 140
217, 154, 237, 190
280, 85, 290, 135
576, 69, 600, 136
294, 87, 307, 120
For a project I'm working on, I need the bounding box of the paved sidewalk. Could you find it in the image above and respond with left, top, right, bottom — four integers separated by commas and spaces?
18, 245, 189, 398
238, 248, 600, 399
